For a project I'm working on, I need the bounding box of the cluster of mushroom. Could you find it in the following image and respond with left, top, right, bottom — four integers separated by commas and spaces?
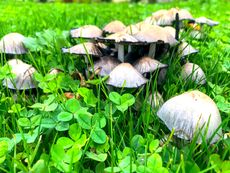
0, 7, 222, 144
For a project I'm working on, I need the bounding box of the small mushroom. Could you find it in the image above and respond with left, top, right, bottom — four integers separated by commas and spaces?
70, 25, 103, 39
195, 17, 219, 26
103, 20, 126, 35
107, 63, 148, 88
181, 62, 206, 85
178, 42, 198, 58
62, 42, 102, 57
148, 91, 164, 109
0, 33, 27, 55
133, 56, 168, 75
157, 90, 222, 144
89, 56, 121, 76
2, 59, 37, 90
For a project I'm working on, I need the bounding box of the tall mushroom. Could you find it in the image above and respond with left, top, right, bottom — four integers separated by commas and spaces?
157, 90, 222, 144
103, 20, 126, 35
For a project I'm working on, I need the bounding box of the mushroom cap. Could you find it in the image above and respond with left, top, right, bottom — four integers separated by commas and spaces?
176, 9, 194, 21
107, 63, 148, 88
124, 24, 140, 35
89, 56, 121, 76
195, 17, 219, 26
163, 26, 176, 37
62, 42, 102, 57
157, 90, 222, 143
133, 56, 168, 74
148, 91, 164, 109
178, 42, 198, 57
103, 20, 126, 34
143, 16, 157, 25
0, 33, 27, 54
106, 32, 139, 43
2, 59, 37, 90
70, 25, 103, 39
133, 26, 178, 46
49, 68, 63, 75
181, 62, 206, 85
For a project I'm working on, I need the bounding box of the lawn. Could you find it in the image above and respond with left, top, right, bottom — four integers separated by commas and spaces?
0, 0, 229, 172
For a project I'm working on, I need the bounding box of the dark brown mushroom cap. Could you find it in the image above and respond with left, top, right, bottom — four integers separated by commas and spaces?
195, 17, 219, 26
2, 59, 37, 90
89, 56, 121, 76
70, 25, 103, 39
103, 20, 126, 34
0, 33, 27, 54
178, 42, 198, 57
133, 56, 168, 74
62, 42, 103, 57
107, 63, 148, 88
133, 26, 178, 46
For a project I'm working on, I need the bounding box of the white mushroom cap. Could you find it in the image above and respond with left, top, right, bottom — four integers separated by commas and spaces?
123, 24, 140, 35
133, 56, 168, 74
103, 20, 126, 34
0, 33, 27, 54
89, 56, 121, 76
106, 32, 138, 43
62, 42, 102, 57
133, 26, 178, 46
70, 25, 103, 39
107, 63, 148, 88
178, 42, 198, 57
181, 62, 206, 85
163, 26, 176, 38
2, 59, 37, 90
157, 90, 222, 144
195, 17, 219, 26
148, 91, 164, 109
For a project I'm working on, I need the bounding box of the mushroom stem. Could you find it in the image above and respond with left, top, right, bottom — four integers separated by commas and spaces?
117, 44, 124, 62
128, 45, 132, 53
148, 43, 156, 58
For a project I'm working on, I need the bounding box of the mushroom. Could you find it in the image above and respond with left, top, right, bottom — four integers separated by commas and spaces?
98, 32, 139, 62
181, 62, 206, 85
148, 91, 164, 109
70, 25, 103, 39
62, 42, 102, 57
103, 20, 126, 35
163, 26, 176, 38
157, 90, 222, 144
178, 42, 198, 58
2, 59, 37, 90
195, 17, 219, 26
107, 63, 148, 88
89, 56, 121, 76
133, 56, 168, 75
133, 26, 178, 58
0, 33, 27, 55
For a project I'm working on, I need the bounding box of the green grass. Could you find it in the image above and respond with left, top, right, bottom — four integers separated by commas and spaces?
0, 0, 230, 172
